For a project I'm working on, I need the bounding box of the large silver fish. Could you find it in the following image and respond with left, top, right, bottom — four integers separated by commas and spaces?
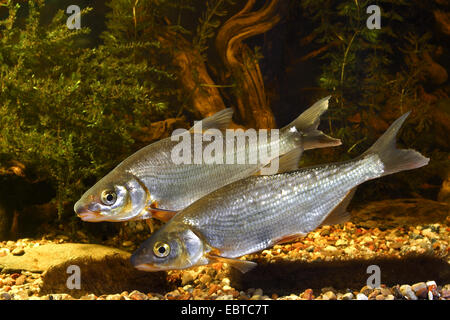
74, 97, 340, 224
130, 112, 429, 273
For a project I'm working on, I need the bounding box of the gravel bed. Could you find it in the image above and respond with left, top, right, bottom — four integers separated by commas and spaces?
0, 219, 448, 300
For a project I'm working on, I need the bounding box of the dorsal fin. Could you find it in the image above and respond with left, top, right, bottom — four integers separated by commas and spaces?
190, 108, 234, 133
257, 147, 303, 175
319, 187, 356, 227
277, 148, 303, 173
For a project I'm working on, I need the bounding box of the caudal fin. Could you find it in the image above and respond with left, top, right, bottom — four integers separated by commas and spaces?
363, 112, 429, 176
283, 96, 342, 150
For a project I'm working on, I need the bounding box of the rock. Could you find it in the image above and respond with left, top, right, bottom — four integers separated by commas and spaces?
368, 289, 381, 300
14, 244, 172, 299
301, 289, 314, 300
422, 229, 438, 239
0, 292, 11, 300
380, 287, 392, 296
400, 285, 418, 300
122, 241, 133, 247
14, 275, 27, 286
411, 282, 428, 298
356, 293, 368, 300
441, 285, 450, 299
135, 223, 145, 232
254, 288, 263, 296
11, 248, 25, 256
324, 245, 337, 252
221, 278, 231, 286
335, 239, 348, 246
216, 294, 234, 300
129, 290, 148, 300
341, 292, 354, 300
199, 274, 212, 285
360, 285, 373, 296
426, 280, 439, 299
181, 271, 197, 286
343, 246, 356, 255
322, 291, 336, 300
12, 290, 29, 300
0, 243, 129, 273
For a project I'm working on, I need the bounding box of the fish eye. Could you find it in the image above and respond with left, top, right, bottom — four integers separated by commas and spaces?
153, 241, 170, 258
101, 190, 117, 206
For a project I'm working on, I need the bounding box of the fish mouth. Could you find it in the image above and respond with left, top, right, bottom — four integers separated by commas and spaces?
133, 263, 162, 272
77, 211, 105, 222
74, 202, 105, 222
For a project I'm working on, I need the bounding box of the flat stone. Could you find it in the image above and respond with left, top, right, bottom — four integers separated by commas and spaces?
0, 243, 129, 273
0, 243, 172, 298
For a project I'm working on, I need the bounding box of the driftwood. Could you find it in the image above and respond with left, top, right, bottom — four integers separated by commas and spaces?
215, 0, 284, 128
153, 0, 285, 129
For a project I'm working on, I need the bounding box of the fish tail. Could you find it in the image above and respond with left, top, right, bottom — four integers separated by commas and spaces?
283, 96, 341, 150
363, 112, 429, 176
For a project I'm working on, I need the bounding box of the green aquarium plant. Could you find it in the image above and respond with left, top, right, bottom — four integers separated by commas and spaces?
0, 0, 176, 219
297, 0, 449, 201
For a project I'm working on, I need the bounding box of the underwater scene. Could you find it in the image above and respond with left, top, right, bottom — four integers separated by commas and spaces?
0, 0, 449, 304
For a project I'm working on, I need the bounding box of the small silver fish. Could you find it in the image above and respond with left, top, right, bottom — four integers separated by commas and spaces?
130, 112, 429, 273
74, 97, 340, 224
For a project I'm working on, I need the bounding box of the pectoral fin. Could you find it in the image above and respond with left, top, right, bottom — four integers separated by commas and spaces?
147, 208, 178, 222
206, 254, 257, 273
146, 202, 178, 223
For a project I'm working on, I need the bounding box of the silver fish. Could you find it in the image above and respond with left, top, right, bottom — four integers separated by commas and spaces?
74, 97, 340, 223
130, 112, 429, 273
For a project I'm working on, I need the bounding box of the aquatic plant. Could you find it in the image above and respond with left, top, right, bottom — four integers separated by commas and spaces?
296, 0, 449, 200
0, 0, 176, 219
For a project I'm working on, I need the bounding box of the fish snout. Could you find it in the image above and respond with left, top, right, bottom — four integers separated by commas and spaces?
74, 200, 104, 222
130, 246, 159, 271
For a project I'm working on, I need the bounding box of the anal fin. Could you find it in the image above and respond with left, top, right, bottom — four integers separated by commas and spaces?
319, 187, 356, 227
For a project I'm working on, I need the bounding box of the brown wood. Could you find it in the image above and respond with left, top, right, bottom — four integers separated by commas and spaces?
216, 0, 284, 129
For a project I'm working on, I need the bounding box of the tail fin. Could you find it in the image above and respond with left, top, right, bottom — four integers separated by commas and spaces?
363, 112, 429, 176
283, 96, 342, 150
